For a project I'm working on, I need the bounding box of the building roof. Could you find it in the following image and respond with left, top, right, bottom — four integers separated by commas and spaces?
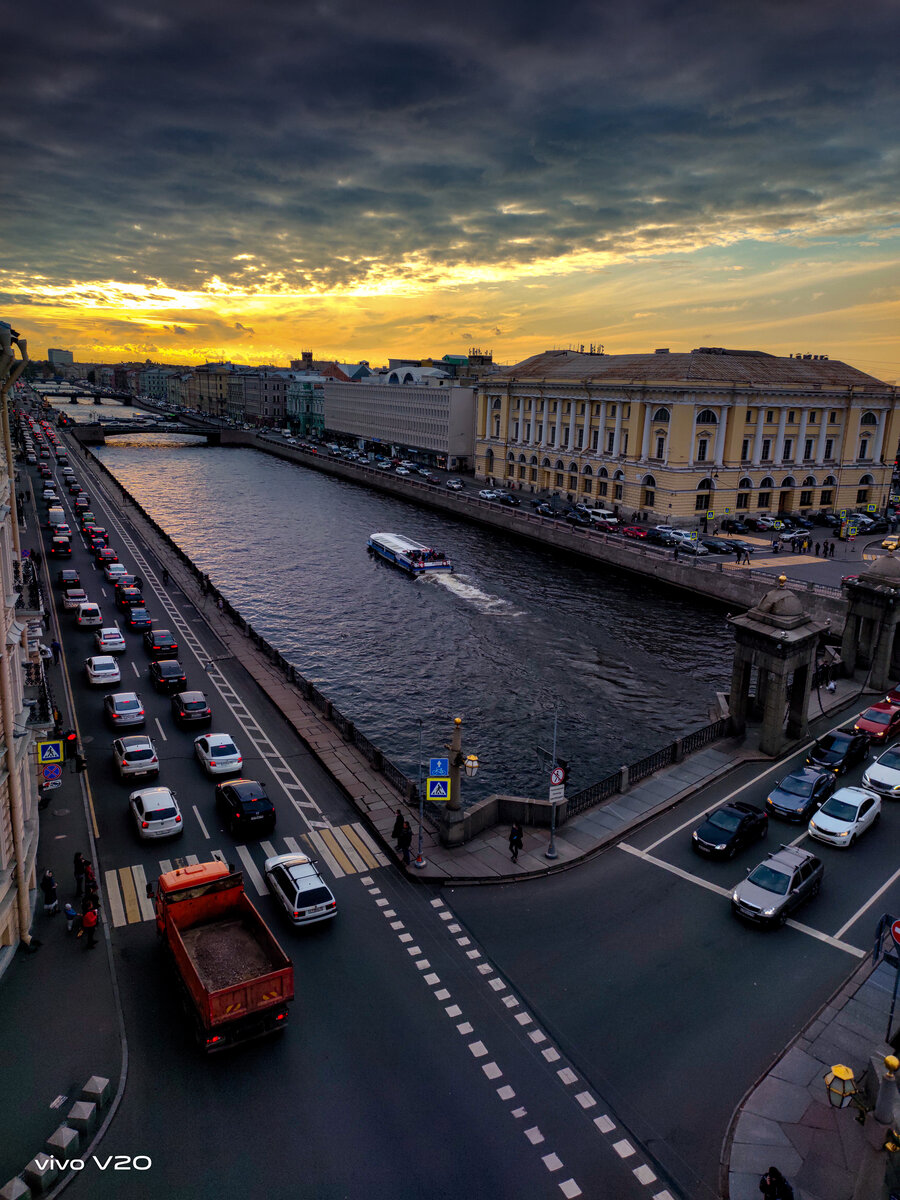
488, 348, 891, 392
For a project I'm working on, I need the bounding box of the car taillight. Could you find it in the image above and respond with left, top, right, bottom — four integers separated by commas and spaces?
292, 911, 300, 918
328, 901, 336, 909
210, 760, 216, 767
112, 713, 120, 720
233, 811, 240, 818
175, 814, 181, 823
120, 759, 129, 766
141, 820, 148, 829
237, 757, 242, 764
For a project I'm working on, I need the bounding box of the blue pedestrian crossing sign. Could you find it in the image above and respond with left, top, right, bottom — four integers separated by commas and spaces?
429, 757, 449, 777
427, 777, 451, 802
37, 739, 64, 765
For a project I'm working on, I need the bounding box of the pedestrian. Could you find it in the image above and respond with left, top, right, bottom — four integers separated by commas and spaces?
826, 680, 837, 694
830, 540, 836, 557
162, 567, 169, 585
509, 822, 523, 862
758, 1165, 793, 1199
771, 538, 779, 554
802, 538, 809, 553
133, 575, 142, 590
50, 638, 61, 665
64, 901, 79, 933
31, 550, 42, 568
743, 548, 752, 564
391, 808, 404, 848
83, 860, 97, 895
74, 851, 86, 897
81, 904, 99, 949
673, 544, 680, 561
398, 821, 413, 865
217, 596, 224, 613
40, 869, 59, 915
813, 541, 819, 556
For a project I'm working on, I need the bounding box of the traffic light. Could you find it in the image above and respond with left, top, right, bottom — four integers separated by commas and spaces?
62, 729, 77, 759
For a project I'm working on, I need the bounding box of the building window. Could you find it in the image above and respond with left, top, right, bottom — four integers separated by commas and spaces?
512, 422, 519, 440
609, 405, 616, 417
741, 439, 750, 461
746, 410, 753, 423
860, 439, 869, 459
804, 439, 814, 460
736, 492, 749, 509
530, 468, 537, 481
697, 439, 708, 462
518, 466, 526, 478
857, 488, 869, 504
766, 410, 775, 424
655, 435, 665, 459
613, 484, 623, 500
788, 410, 796, 423
825, 438, 833, 459
800, 490, 813, 506
830, 411, 837, 424
761, 439, 771, 460
820, 489, 833, 505
607, 431, 615, 453
582, 478, 592, 493
782, 439, 792, 461
568, 474, 578, 491
549, 429, 556, 445
555, 473, 564, 487
576, 430, 583, 449
694, 493, 709, 511
622, 433, 628, 454
808, 411, 817, 424
524, 424, 530, 441
597, 481, 608, 497
757, 491, 771, 508
644, 490, 655, 507
493, 420, 500, 437
592, 430, 598, 450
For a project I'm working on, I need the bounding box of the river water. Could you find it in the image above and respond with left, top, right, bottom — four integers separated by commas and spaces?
47, 402, 734, 802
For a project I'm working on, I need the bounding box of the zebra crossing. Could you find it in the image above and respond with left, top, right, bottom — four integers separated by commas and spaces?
103, 822, 390, 927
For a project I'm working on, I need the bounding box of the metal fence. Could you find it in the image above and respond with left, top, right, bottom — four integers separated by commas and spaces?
628, 744, 675, 786
681, 717, 730, 755
565, 770, 622, 816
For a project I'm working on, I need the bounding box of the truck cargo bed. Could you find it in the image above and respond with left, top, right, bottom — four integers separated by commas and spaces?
181, 917, 280, 990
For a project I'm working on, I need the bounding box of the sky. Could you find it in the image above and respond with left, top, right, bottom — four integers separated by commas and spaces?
1, 0, 898, 378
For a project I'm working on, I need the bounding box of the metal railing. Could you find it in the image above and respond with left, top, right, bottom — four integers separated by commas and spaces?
565, 770, 621, 816
681, 717, 730, 755
628, 744, 675, 785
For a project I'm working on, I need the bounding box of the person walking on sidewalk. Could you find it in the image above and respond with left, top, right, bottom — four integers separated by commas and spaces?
81, 904, 99, 949
759, 1165, 793, 1199
40, 869, 59, 915
74, 851, 87, 897
162, 567, 169, 586
509, 822, 523, 862
50, 639, 61, 665
391, 809, 404, 849
64, 901, 79, 933
398, 821, 413, 865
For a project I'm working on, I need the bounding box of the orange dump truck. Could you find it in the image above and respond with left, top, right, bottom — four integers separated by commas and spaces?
148, 861, 294, 1052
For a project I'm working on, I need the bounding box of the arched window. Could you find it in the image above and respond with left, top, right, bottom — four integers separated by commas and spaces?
485, 448, 494, 464
642, 474, 657, 487
582, 464, 593, 476
736, 477, 752, 509
861, 411, 878, 426
823, 475, 837, 487
598, 467, 608, 478
738, 477, 753, 489
491, 398, 502, 410
695, 476, 713, 511
507, 452, 515, 462
780, 476, 796, 488
568, 462, 578, 474
541, 457, 551, 468
802, 475, 817, 487
697, 478, 714, 491
759, 477, 775, 489
652, 408, 670, 422
859, 474, 875, 485
518, 453, 526, 462
697, 409, 718, 424
530, 455, 538, 466
555, 460, 565, 471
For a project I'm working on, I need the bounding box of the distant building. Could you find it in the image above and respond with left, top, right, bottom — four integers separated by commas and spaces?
47, 348, 73, 366
476, 347, 900, 517
286, 374, 325, 437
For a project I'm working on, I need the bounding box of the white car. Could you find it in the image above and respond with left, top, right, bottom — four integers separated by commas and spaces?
193, 733, 243, 776
395, 467, 410, 476
129, 786, 183, 840
446, 479, 464, 491
95, 626, 127, 653
478, 489, 497, 500
104, 562, 128, 582
62, 587, 88, 610
84, 655, 121, 685
75, 602, 102, 628
808, 786, 881, 848
264, 853, 337, 926
862, 744, 900, 798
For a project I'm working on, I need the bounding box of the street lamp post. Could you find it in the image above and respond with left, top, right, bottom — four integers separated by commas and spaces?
446, 716, 478, 813
414, 718, 426, 869
546, 705, 560, 860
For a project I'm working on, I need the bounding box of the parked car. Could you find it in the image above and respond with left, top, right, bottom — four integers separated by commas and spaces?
113, 734, 160, 780
215, 778, 275, 836
854, 702, 900, 744
731, 845, 824, 927
808, 786, 881, 848
807, 729, 870, 774
264, 853, 337, 926
621, 525, 648, 539
646, 529, 679, 546
129, 786, 183, 840
478, 489, 497, 500
691, 801, 768, 858
721, 519, 748, 534
395, 467, 410, 476
676, 541, 709, 556
194, 733, 243, 776
700, 537, 734, 555
84, 655, 121, 686
765, 766, 836, 821
171, 690, 212, 729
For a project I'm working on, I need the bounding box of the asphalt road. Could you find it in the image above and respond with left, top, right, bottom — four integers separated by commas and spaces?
24, 421, 670, 1200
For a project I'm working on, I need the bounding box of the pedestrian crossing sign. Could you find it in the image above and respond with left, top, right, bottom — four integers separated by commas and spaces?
427, 777, 451, 802
37, 740, 63, 765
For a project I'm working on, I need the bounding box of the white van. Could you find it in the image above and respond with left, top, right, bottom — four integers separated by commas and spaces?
48, 506, 66, 527
582, 507, 619, 526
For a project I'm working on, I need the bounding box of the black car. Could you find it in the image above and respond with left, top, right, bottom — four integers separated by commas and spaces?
807, 730, 870, 775
171, 690, 212, 728
215, 778, 276, 837
115, 586, 144, 611
149, 659, 187, 693
565, 511, 591, 527
766, 767, 836, 821
700, 537, 734, 555
535, 503, 560, 518
646, 529, 679, 546
496, 494, 520, 507
144, 629, 178, 658
56, 568, 80, 589
721, 519, 748, 533
125, 607, 153, 632
691, 801, 768, 858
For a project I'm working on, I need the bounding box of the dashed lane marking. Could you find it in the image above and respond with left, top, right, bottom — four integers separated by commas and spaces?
234, 844, 266, 896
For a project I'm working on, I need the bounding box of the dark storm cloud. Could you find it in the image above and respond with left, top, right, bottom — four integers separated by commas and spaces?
1, 0, 897, 292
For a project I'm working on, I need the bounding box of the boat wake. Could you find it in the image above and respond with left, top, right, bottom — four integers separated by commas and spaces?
427, 572, 523, 615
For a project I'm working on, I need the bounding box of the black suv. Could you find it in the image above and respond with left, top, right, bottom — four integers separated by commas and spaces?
215, 778, 276, 837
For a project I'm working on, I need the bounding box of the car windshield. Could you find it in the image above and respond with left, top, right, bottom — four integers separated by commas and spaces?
777, 775, 813, 797
819, 797, 859, 821
183, 699, 207, 711
708, 810, 742, 832
878, 749, 900, 769
746, 865, 790, 895
818, 734, 848, 752
126, 748, 154, 761
863, 709, 891, 725
117, 699, 140, 712
147, 807, 177, 820
297, 886, 332, 907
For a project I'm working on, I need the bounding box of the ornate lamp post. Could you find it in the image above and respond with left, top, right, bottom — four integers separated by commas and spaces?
446, 717, 478, 812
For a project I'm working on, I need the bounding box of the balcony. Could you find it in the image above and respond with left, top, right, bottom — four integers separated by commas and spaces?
23, 662, 55, 732
13, 560, 43, 619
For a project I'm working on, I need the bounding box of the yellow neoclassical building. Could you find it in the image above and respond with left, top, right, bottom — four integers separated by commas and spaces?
474, 347, 900, 521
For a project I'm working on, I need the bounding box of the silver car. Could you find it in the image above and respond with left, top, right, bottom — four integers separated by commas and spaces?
129, 786, 183, 839
264, 853, 337, 926
113, 734, 159, 780
731, 845, 824, 927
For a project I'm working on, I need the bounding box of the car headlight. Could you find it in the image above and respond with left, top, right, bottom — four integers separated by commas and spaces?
732, 890, 740, 902
691, 831, 698, 840
810, 821, 818, 831
714, 844, 727, 851
892, 785, 900, 794
835, 830, 850, 838
762, 906, 779, 917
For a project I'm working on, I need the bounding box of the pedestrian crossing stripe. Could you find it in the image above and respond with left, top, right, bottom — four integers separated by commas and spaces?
103, 824, 389, 926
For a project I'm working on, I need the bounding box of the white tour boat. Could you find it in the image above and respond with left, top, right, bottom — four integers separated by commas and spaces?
367, 533, 453, 575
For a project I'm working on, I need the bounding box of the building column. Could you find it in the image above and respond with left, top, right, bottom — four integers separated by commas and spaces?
870, 614, 899, 693
752, 411, 765, 467
874, 412, 887, 464
640, 402, 652, 462
688, 411, 699, 468
760, 667, 789, 757
816, 411, 829, 464
773, 408, 788, 465
595, 400, 606, 455
797, 410, 809, 468
728, 655, 752, 733
612, 406, 624, 457
713, 406, 728, 466
553, 403, 563, 452
582, 399, 592, 454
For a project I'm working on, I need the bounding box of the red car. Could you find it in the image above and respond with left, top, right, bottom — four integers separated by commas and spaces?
622, 525, 648, 539
854, 702, 900, 743
885, 687, 900, 707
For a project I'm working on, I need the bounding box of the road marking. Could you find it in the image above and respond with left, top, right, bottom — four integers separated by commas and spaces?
130, 864, 155, 921
834, 861, 900, 940
154, 717, 167, 742
329, 825, 368, 873
104, 869, 126, 927
118, 866, 141, 924
234, 844, 266, 896
131, 661, 140, 677
342, 822, 390, 867
619, 843, 732, 898
301, 829, 345, 878
260, 840, 277, 858
193, 805, 210, 838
